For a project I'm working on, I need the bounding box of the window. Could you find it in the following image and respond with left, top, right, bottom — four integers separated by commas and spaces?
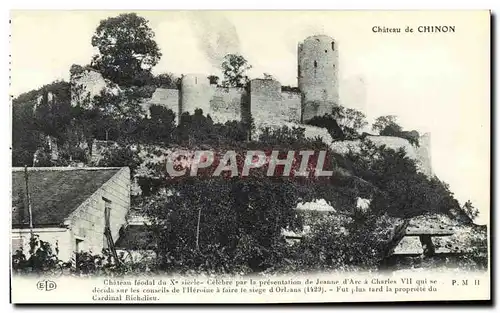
75, 238, 83, 253
12, 237, 23, 253
314, 61, 317, 68
332, 41, 335, 51
325, 50, 328, 53
103, 198, 112, 222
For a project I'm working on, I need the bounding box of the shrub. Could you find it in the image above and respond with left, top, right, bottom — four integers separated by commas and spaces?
12, 235, 152, 277
373, 115, 420, 146
267, 213, 398, 273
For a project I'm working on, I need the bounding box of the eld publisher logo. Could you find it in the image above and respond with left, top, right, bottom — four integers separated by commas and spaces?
37, 280, 57, 291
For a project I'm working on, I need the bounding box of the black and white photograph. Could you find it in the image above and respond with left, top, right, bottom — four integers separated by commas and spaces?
8, 10, 491, 303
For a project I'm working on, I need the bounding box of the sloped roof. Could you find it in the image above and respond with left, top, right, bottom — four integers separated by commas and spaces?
12, 167, 121, 227
392, 236, 423, 256
388, 214, 487, 256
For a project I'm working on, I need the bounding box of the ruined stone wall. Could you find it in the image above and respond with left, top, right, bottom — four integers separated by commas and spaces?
330, 135, 433, 176
249, 79, 301, 123
147, 88, 180, 113
416, 133, 433, 176
281, 91, 302, 122
253, 120, 333, 144
70, 70, 301, 126
249, 79, 282, 122
210, 87, 246, 124
143, 76, 247, 124
142, 88, 180, 123
70, 68, 112, 108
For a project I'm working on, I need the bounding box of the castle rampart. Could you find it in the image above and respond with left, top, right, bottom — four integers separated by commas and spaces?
180, 74, 212, 116
68, 34, 432, 176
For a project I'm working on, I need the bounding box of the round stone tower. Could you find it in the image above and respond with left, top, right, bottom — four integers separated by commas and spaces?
298, 35, 339, 122
180, 74, 213, 117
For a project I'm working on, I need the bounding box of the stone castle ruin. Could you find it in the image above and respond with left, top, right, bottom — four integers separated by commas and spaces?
72, 35, 340, 125
70, 34, 433, 176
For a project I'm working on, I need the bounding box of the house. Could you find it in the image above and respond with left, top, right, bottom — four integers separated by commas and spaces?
11, 167, 130, 261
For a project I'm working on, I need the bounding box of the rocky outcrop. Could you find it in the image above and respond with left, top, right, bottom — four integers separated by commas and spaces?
330, 134, 433, 177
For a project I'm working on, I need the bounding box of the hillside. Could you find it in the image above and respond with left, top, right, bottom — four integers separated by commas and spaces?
11, 69, 487, 274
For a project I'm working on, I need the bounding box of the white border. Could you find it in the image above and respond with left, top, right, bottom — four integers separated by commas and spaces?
1, 1, 498, 312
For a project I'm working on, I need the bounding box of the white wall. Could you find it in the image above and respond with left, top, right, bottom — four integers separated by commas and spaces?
11, 228, 72, 261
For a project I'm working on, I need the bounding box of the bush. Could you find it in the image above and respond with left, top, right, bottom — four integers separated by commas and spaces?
373, 115, 420, 146
344, 140, 460, 218
145, 176, 304, 274
12, 235, 68, 276
306, 106, 368, 141
12, 235, 153, 277
266, 213, 398, 273
97, 144, 142, 175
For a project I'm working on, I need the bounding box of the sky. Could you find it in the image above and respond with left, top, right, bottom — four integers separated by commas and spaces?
10, 11, 490, 224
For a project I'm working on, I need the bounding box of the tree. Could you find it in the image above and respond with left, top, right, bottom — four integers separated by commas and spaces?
345, 141, 461, 218
462, 200, 479, 221
12, 101, 41, 166
263, 73, 274, 80
33, 85, 72, 140
174, 109, 215, 145
306, 106, 367, 140
12, 81, 73, 166
221, 54, 252, 87
372, 115, 420, 146
207, 75, 220, 85
154, 73, 180, 89
97, 144, 142, 175
91, 13, 162, 87
135, 105, 176, 144
372, 115, 402, 134
332, 106, 368, 139
144, 174, 303, 273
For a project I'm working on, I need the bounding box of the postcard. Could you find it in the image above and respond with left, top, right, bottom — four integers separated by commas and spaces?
9, 10, 491, 304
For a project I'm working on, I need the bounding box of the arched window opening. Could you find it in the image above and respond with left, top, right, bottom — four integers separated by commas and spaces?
332, 41, 335, 51
314, 61, 318, 68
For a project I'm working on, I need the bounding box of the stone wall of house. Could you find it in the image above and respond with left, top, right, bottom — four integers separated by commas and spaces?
67, 167, 131, 254
11, 228, 72, 261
